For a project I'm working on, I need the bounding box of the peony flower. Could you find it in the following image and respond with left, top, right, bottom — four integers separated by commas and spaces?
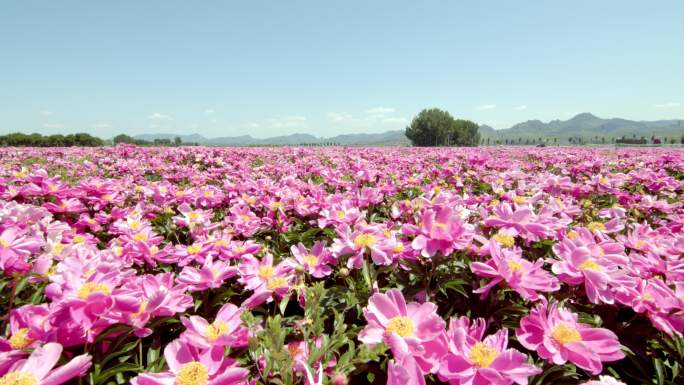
471, 243, 560, 301
403, 205, 474, 258
288, 241, 334, 278
359, 289, 447, 374
516, 301, 624, 374
0, 342, 91, 385
180, 304, 249, 350
438, 316, 540, 385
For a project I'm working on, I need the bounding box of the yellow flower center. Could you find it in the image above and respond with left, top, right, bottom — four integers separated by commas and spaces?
78, 282, 111, 299
187, 211, 200, 221
490, 199, 500, 206
336, 210, 346, 219
175, 362, 209, 385
133, 232, 148, 242
353, 234, 377, 249
302, 254, 318, 267
0, 239, 10, 248
259, 265, 275, 280
102, 194, 113, 202
8, 328, 32, 349
72, 235, 85, 244
205, 321, 230, 342
469, 342, 499, 368
385, 316, 414, 337
507, 260, 524, 272
129, 220, 141, 230
239, 215, 251, 222
634, 240, 646, 248
579, 259, 601, 271
266, 277, 288, 290
492, 232, 515, 248
214, 239, 229, 248
514, 196, 527, 204
203, 191, 214, 198
566, 230, 579, 239
187, 245, 202, 255
552, 323, 582, 344
393, 243, 405, 253
0, 371, 38, 385
132, 301, 148, 319
52, 243, 64, 255
235, 246, 246, 253
587, 222, 606, 232
270, 201, 283, 210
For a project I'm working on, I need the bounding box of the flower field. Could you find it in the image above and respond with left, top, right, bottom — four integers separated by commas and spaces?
1, 146, 683, 385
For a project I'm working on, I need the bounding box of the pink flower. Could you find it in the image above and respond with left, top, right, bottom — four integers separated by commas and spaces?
387, 354, 426, 385
331, 223, 392, 269
177, 255, 237, 292
0, 342, 91, 385
516, 301, 624, 374
485, 203, 555, 242
180, 304, 249, 350
238, 253, 293, 308
403, 205, 474, 258
438, 316, 540, 385
359, 289, 446, 374
288, 241, 333, 278
0, 228, 43, 275
471, 243, 560, 301
130, 339, 248, 385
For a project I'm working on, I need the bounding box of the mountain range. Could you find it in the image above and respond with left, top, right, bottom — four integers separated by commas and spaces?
135, 113, 683, 146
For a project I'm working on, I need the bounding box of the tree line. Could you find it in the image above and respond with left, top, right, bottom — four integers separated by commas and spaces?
0, 132, 103, 147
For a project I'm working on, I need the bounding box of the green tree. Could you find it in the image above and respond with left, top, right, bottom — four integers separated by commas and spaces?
174, 136, 182, 146
405, 108, 480, 147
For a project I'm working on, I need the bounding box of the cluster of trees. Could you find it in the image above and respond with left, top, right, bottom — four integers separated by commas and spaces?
0, 132, 103, 147
405, 108, 480, 147
482, 135, 684, 146
113, 134, 185, 146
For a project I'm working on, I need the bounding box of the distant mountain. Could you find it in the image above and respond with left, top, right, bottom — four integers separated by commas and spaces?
132, 113, 683, 146
133, 130, 410, 146
483, 113, 683, 140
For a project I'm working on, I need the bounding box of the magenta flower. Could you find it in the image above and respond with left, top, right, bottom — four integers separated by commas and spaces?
331, 223, 392, 269
359, 289, 446, 374
177, 255, 237, 292
403, 205, 474, 258
0, 228, 43, 275
438, 316, 540, 385
180, 304, 249, 350
0, 342, 91, 385
516, 301, 624, 374
387, 353, 426, 385
238, 253, 293, 308
288, 241, 334, 278
485, 203, 555, 242
130, 339, 248, 385
471, 243, 560, 301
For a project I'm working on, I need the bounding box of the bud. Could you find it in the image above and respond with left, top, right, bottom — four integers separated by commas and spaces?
332, 373, 348, 385
338, 268, 350, 277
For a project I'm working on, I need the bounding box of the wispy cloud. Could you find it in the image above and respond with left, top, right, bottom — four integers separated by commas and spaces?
654, 102, 681, 109
514, 105, 527, 110
328, 112, 354, 122
244, 122, 260, 128
204, 109, 215, 114
43, 123, 64, 129
269, 116, 307, 128
382, 117, 407, 124
478, 104, 497, 110
366, 107, 395, 115
148, 112, 173, 120
91, 123, 112, 129
39, 110, 53, 116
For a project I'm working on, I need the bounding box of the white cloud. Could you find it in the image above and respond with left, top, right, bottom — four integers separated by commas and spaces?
204, 109, 215, 114
148, 112, 173, 120
245, 122, 260, 128
366, 107, 395, 115
478, 104, 497, 110
328, 112, 354, 122
91, 123, 111, 129
269, 116, 307, 128
654, 102, 681, 109
514, 105, 527, 110
39, 110, 53, 116
43, 123, 64, 129
382, 117, 407, 124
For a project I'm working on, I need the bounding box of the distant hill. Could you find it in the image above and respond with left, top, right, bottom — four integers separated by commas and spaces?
132, 113, 683, 146
482, 113, 683, 141
133, 130, 410, 146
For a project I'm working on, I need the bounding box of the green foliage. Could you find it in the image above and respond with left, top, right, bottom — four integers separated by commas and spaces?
405, 108, 480, 147
0, 132, 104, 147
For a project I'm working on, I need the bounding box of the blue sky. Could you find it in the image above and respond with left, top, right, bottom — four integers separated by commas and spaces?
1, 1, 682, 138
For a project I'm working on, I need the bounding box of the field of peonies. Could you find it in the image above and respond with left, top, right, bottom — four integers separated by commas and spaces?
1, 145, 683, 385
